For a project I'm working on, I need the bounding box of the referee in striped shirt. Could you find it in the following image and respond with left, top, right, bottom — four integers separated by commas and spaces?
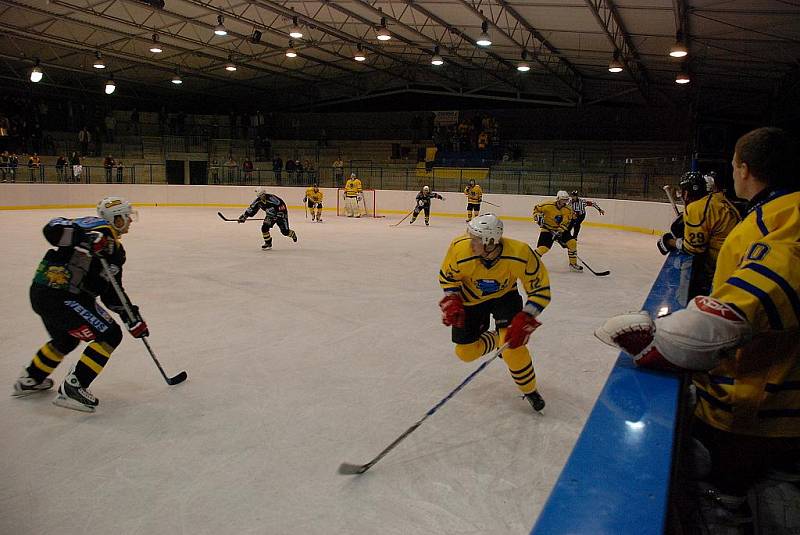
567, 191, 605, 240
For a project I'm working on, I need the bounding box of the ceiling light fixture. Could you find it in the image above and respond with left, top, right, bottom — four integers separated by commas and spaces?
214, 15, 227, 36
354, 44, 366, 62
225, 62, 237, 72
172, 70, 183, 84
476, 21, 491, 47
30, 58, 43, 83
286, 40, 297, 58
149, 34, 162, 53
675, 70, 690, 84
289, 16, 303, 39
93, 51, 106, 69
669, 32, 688, 58
517, 50, 530, 72
431, 46, 443, 66
608, 50, 623, 73
105, 74, 116, 95
376, 17, 391, 41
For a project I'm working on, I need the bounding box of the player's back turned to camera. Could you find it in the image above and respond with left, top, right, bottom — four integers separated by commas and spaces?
438, 214, 551, 412
13, 197, 148, 412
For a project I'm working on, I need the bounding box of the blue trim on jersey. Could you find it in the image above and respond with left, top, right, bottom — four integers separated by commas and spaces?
755, 206, 769, 236
727, 277, 783, 330
742, 262, 800, 325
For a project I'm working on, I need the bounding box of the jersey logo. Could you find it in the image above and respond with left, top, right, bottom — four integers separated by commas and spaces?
555, 215, 563, 224
693, 296, 744, 322
745, 242, 770, 262
475, 279, 501, 295
68, 325, 96, 341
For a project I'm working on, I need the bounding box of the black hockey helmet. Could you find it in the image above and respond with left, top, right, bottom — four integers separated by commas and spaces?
570, 190, 579, 197
679, 171, 708, 198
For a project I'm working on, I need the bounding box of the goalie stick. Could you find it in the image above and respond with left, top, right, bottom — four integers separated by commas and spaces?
338, 343, 509, 475
217, 212, 259, 222
99, 258, 188, 386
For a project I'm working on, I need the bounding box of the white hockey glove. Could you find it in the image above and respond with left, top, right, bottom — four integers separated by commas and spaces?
418, 200, 425, 207
595, 296, 751, 371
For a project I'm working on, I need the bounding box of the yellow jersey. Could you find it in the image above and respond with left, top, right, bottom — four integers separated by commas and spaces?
439, 236, 551, 314
683, 192, 741, 262
693, 189, 800, 437
465, 185, 483, 203
344, 178, 362, 197
304, 187, 323, 203
532, 201, 574, 234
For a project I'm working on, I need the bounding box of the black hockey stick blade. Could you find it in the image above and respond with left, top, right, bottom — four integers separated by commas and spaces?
218, 211, 235, 221
338, 462, 370, 475
167, 371, 188, 385
218, 212, 258, 222
578, 257, 610, 276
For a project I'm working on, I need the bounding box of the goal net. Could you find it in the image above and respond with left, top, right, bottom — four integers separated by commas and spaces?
335, 188, 383, 218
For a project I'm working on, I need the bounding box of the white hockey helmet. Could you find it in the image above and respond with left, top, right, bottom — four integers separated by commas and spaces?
556, 190, 570, 201
467, 213, 503, 246
350, 172, 356, 178
255, 186, 268, 198
423, 185, 430, 193
97, 196, 137, 231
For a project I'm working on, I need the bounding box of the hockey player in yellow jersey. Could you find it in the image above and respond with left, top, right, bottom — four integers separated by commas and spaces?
532, 191, 581, 271
597, 127, 800, 500
464, 179, 483, 221
439, 214, 551, 412
303, 183, 324, 222
343, 173, 364, 217
658, 171, 742, 295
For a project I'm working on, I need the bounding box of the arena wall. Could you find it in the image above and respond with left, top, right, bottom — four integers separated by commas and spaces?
0, 184, 676, 235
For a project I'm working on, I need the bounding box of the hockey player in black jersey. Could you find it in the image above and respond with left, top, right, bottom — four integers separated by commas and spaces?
239, 188, 298, 249
12, 196, 148, 412
410, 185, 444, 226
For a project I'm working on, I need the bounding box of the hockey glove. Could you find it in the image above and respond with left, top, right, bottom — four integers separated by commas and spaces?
506, 311, 541, 349
238, 214, 247, 223
418, 200, 425, 207
657, 233, 676, 255
439, 293, 465, 328
123, 305, 149, 338
79, 231, 112, 257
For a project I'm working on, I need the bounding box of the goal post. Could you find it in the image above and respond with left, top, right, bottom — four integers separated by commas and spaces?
336, 188, 383, 218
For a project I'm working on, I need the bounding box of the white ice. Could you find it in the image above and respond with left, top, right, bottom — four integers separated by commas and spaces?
0, 207, 664, 535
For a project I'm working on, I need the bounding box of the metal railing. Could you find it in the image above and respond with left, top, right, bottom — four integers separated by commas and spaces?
1, 163, 679, 202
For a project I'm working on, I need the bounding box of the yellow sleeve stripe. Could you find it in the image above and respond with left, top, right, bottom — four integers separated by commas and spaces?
743, 262, 800, 326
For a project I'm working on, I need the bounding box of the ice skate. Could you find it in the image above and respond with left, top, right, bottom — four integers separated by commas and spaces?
289, 230, 298, 242
53, 373, 98, 412
12, 370, 53, 397
569, 263, 584, 272
525, 390, 546, 412
262, 242, 272, 250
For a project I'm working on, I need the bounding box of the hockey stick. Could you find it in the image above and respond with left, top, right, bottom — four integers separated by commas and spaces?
338, 343, 509, 475
99, 258, 188, 386
390, 209, 415, 227
576, 255, 610, 277
217, 212, 259, 222
483, 200, 501, 208
662, 185, 681, 217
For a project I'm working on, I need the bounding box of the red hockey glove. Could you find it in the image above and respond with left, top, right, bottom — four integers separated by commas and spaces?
439, 294, 465, 328
80, 231, 112, 257
127, 320, 149, 338
506, 312, 542, 349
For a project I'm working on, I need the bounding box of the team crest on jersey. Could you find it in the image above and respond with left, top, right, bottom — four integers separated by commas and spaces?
555, 215, 563, 224
44, 266, 70, 288
475, 279, 501, 295
746, 242, 770, 262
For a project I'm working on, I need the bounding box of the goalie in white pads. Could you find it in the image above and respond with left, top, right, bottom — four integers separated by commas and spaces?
439, 214, 551, 412
597, 127, 800, 503
343, 173, 364, 217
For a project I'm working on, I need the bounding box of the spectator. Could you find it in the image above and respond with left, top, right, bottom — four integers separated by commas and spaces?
210, 159, 220, 184
27, 153, 41, 182
103, 154, 115, 184
69, 151, 81, 183
130, 108, 140, 135
332, 155, 344, 184
56, 154, 67, 183
104, 114, 116, 143
116, 160, 123, 183
243, 158, 254, 182
294, 159, 303, 182
8, 152, 18, 182
285, 158, 296, 183
0, 150, 8, 182
78, 126, 91, 156
225, 156, 238, 183
303, 159, 315, 182
272, 156, 283, 185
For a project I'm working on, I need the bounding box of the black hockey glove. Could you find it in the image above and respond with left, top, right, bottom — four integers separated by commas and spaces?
238, 214, 247, 223
657, 233, 677, 255
669, 214, 685, 239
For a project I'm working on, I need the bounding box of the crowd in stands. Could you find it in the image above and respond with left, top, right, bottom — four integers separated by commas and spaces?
433, 113, 500, 155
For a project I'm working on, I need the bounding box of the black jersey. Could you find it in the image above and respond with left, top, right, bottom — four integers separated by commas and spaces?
244, 194, 288, 219
31, 217, 132, 321
415, 191, 443, 207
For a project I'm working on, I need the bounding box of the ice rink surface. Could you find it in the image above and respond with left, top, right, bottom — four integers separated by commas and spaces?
0, 206, 664, 535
